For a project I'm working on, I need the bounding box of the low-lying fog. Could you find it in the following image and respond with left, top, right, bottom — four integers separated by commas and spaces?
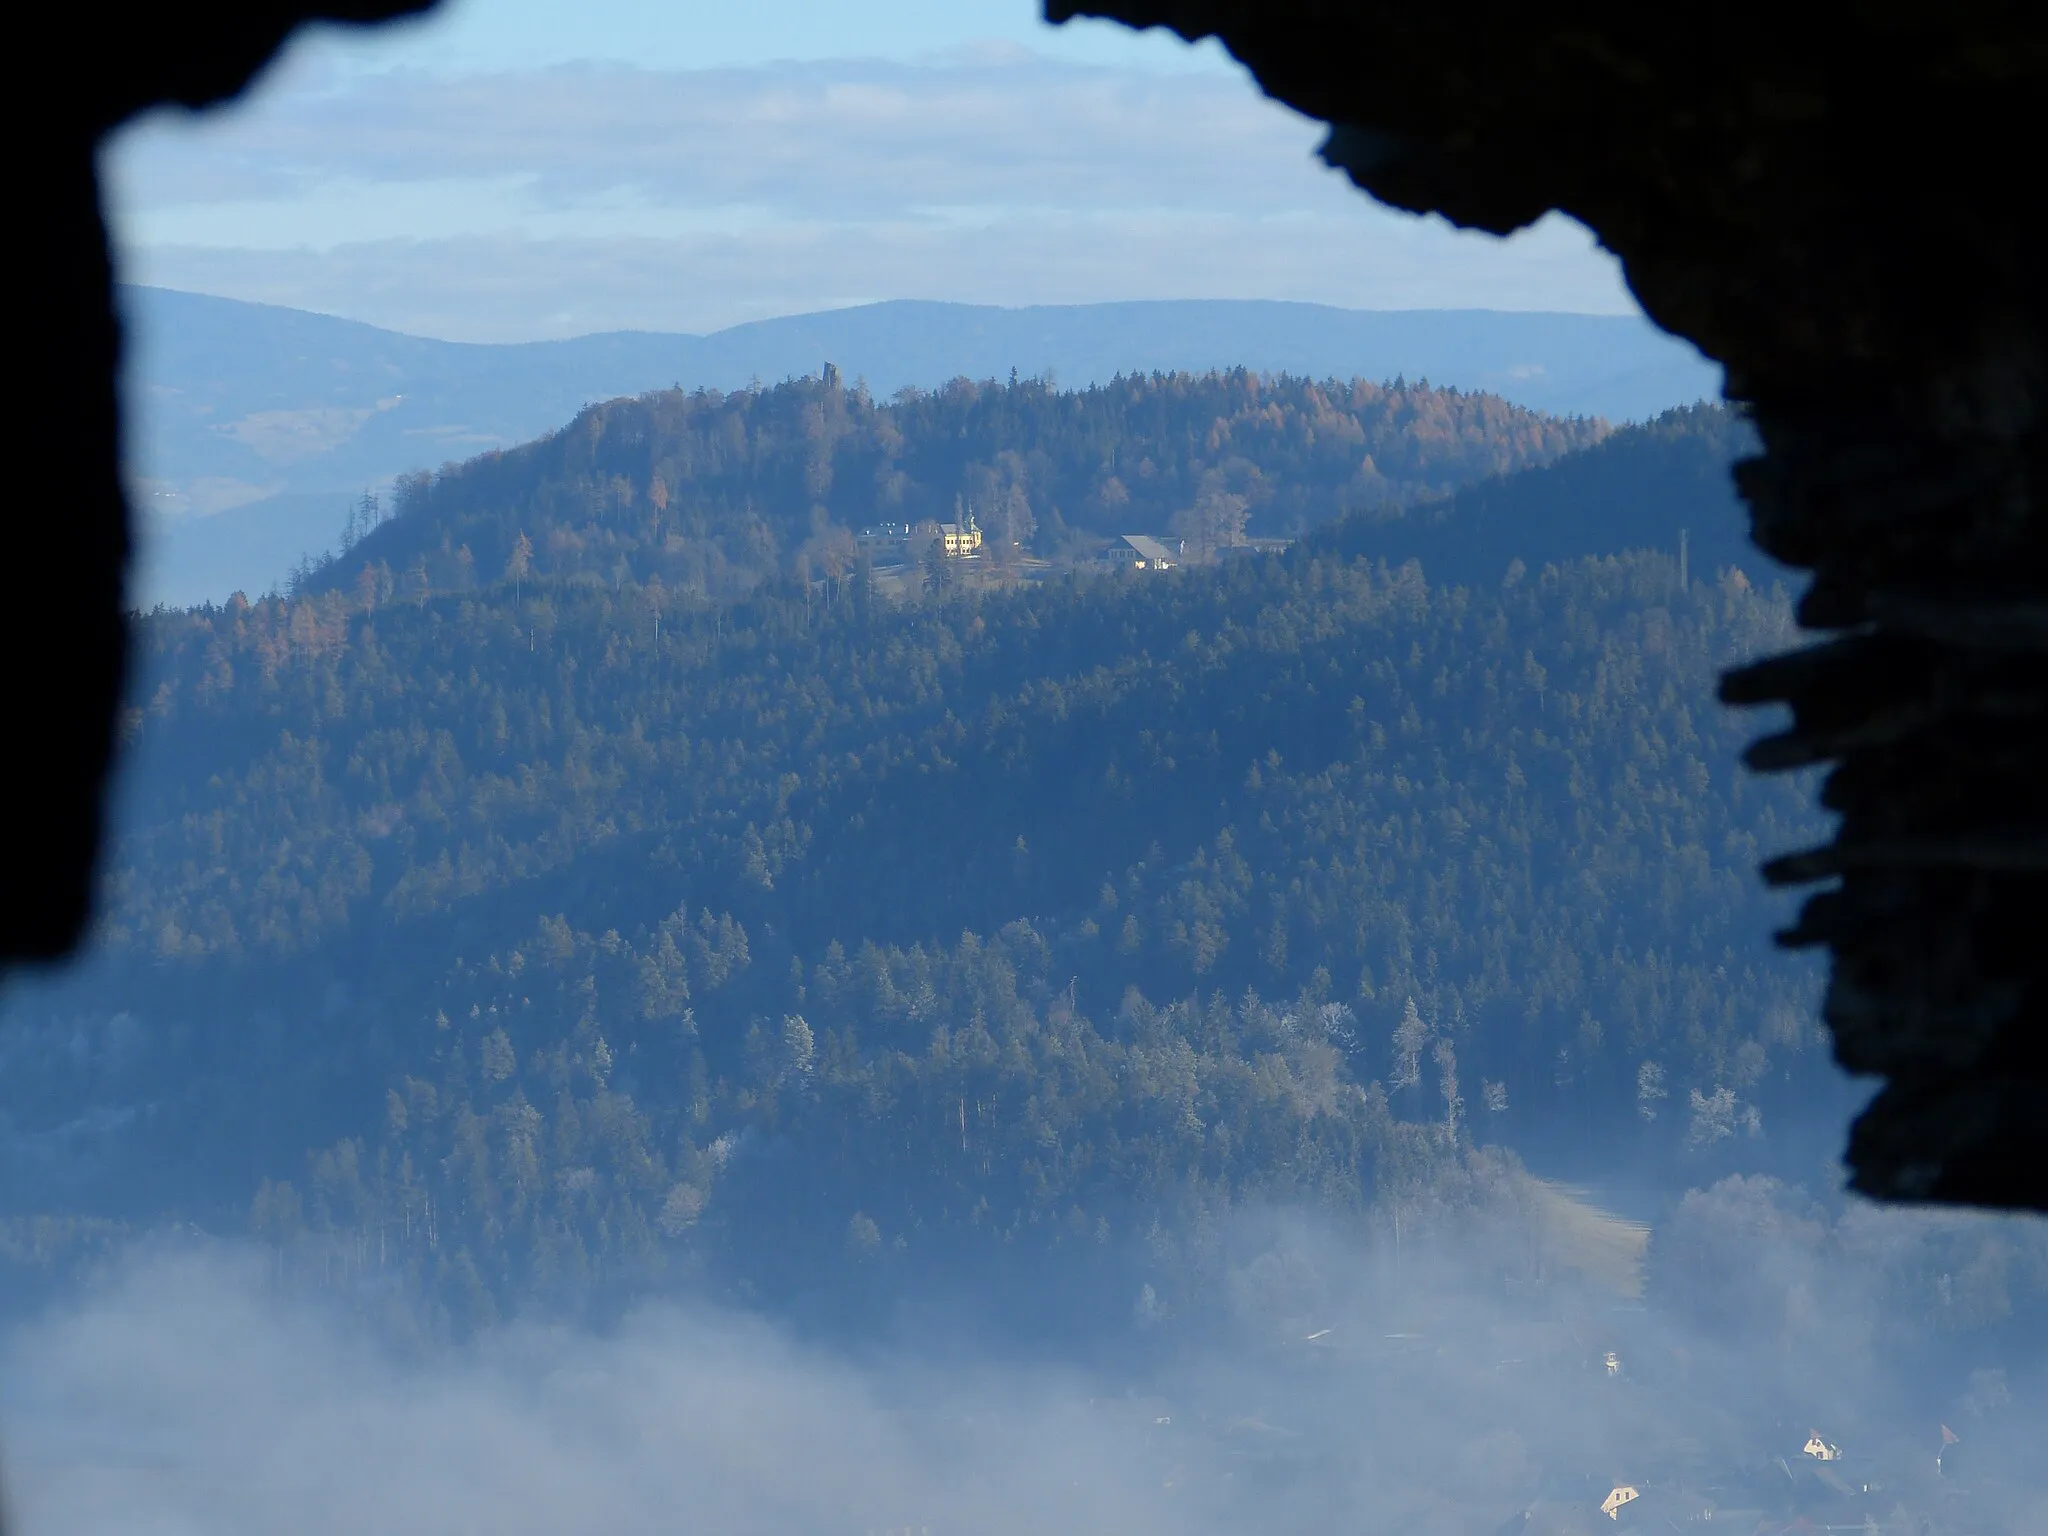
4, 1177, 2043, 1535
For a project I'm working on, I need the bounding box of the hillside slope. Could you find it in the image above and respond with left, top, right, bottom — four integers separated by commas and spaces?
1320, 403, 1772, 587
1, 404, 1839, 1328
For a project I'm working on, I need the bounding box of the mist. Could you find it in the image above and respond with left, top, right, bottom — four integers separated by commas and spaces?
2, 1244, 1164, 1536
7, 1173, 2043, 1535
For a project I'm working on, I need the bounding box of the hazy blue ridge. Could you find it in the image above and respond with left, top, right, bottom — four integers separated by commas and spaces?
125, 287, 1721, 607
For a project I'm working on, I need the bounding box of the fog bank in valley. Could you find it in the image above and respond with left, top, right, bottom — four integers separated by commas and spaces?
4, 1178, 2044, 1535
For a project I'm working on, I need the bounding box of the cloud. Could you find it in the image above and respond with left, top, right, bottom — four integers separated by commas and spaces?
6, 1187, 2044, 1536
104, 55, 1635, 340
2, 1244, 1161, 1536
112, 56, 1333, 219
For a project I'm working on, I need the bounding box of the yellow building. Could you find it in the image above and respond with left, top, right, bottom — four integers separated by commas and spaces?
939, 508, 983, 557
1803, 1432, 1841, 1462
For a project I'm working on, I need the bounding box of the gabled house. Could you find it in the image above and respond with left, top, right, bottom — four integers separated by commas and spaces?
1106, 534, 1183, 570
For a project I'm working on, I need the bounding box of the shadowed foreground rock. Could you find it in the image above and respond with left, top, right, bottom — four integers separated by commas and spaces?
10, 0, 435, 963
10, 0, 2042, 1210
1056, 1, 2048, 1208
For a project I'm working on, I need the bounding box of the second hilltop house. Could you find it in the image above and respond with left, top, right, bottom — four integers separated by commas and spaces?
1104, 534, 1184, 570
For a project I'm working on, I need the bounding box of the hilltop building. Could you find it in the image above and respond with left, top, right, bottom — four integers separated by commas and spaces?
1105, 534, 1184, 570
857, 512, 983, 562
939, 508, 983, 558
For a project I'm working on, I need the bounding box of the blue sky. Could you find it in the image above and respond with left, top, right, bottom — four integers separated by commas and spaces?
103, 0, 1639, 342
324, 0, 1234, 73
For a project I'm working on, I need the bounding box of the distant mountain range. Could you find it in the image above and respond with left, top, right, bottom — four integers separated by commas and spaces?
123, 286, 1723, 607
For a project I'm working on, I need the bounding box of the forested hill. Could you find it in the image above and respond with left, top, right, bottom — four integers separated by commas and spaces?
297, 370, 1602, 602
1318, 403, 1767, 587
3, 393, 1837, 1329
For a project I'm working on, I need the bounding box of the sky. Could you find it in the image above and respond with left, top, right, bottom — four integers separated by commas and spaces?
101, 0, 1641, 342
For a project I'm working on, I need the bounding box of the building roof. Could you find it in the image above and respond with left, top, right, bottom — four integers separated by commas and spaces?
1121, 535, 1181, 565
